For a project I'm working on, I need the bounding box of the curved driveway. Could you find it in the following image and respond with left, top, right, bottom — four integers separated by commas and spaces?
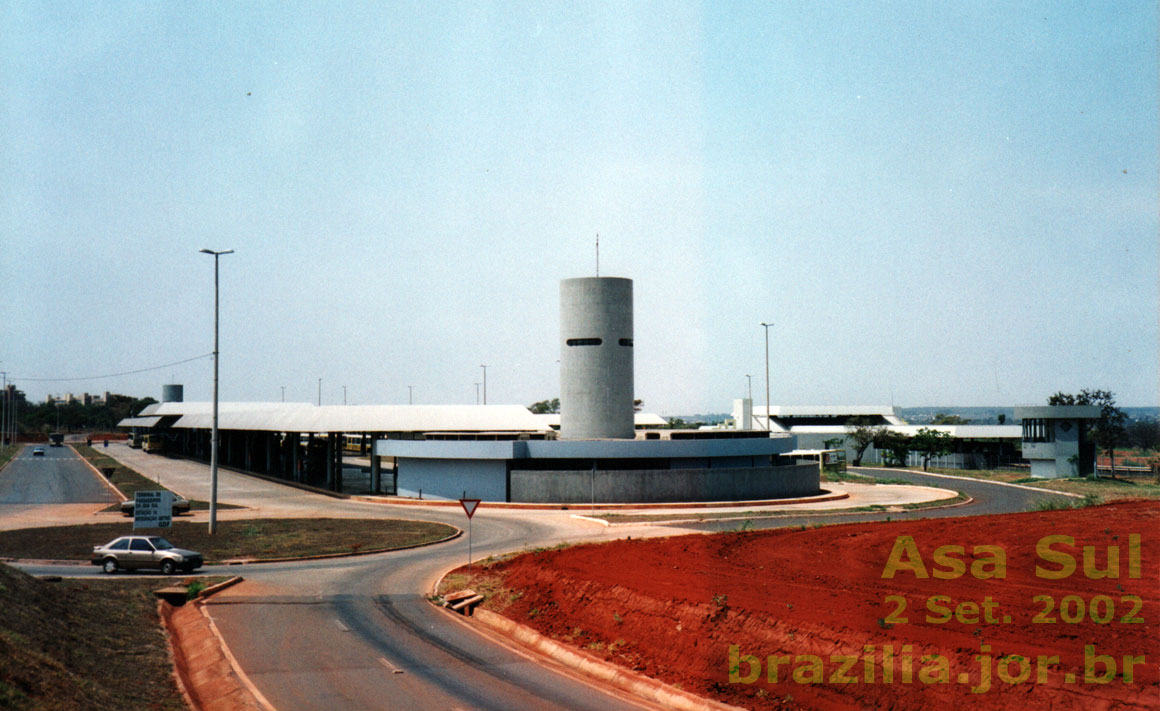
13, 450, 1076, 710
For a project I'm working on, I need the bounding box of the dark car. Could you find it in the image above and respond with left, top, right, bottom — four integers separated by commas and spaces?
120, 496, 192, 517
91, 535, 203, 575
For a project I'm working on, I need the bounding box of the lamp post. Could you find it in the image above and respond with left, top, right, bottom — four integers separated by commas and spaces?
199, 248, 234, 535
408, 385, 413, 405
343, 385, 347, 406
745, 374, 752, 401
480, 365, 488, 405
280, 386, 285, 403
0, 370, 7, 447
317, 378, 321, 406
474, 382, 480, 405
760, 322, 774, 432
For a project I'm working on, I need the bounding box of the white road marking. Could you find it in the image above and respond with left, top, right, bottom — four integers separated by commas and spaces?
334, 619, 349, 631
378, 657, 404, 674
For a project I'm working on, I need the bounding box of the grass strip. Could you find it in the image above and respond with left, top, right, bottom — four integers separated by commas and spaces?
899, 466, 1160, 501
0, 518, 457, 563
72, 444, 242, 512
0, 563, 188, 711
0, 444, 19, 471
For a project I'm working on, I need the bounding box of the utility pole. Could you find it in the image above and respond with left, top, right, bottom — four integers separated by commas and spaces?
280, 386, 285, 402
408, 386, 413, 405
480, 365, 488, 405
199, 248, 234, 535
317, 378, 321, 406
760, 322, 774, 432
474, 382, 480, 405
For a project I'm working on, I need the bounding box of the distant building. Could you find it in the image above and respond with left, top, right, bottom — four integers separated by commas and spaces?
1013, 405, 1101, 478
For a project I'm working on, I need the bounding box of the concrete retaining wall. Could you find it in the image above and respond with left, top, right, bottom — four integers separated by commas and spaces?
510, 463, 819, 504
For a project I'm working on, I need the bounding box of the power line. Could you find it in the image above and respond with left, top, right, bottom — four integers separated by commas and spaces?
12, 353, 213, 382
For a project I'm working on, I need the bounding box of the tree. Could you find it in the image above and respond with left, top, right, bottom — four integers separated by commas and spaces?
1125, 418, 1159, 451
633, 399, 643, 413
912, 427, 955, 471
1047, 389, 1127, 477
844, 416, 886, 467
931, 413, 970, 425
877, 431, 913, 467
528, 398, 560, 414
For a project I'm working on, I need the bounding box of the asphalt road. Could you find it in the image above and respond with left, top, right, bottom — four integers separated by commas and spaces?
0, 445, 114, 504
11, 459, 1078, 710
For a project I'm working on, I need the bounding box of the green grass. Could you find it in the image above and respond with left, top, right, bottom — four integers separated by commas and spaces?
72, 444, 243, 512
0, 445, 18, 471
0, 563, 188, 711
0, 518, 458, 563
909, 466, 1160, 502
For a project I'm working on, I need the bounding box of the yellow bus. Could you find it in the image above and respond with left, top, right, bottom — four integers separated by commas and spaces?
143, 435, 165, 454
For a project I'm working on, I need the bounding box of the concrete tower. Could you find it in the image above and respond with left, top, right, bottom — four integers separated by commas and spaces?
559, 277, 634, 439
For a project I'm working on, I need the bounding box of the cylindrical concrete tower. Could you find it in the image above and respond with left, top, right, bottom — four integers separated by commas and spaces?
559, 277, 634, 439
161, 384, 184, 403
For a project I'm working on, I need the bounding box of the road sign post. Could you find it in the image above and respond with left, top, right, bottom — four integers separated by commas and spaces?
133, 491, 173, 530
459, 498, 481, 569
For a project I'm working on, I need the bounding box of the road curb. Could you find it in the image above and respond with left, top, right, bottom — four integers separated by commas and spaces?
463, 606, 746, 711
3, 528, 463, 569
431, 566, 744, 711
215, 527, 462, 565
161, 597, 274, 711
356, 489, 849, 510
71, 444, 129, 502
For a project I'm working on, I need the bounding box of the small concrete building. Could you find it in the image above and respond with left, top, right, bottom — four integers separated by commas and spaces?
1013, 405, 1101, 478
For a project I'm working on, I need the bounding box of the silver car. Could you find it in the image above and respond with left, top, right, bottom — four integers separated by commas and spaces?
91, 535, 203, 575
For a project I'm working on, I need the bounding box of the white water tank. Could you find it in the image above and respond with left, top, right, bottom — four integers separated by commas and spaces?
559, 277, 634, 439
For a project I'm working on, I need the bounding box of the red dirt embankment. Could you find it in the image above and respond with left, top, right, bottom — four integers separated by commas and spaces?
478, 501, 1158, 710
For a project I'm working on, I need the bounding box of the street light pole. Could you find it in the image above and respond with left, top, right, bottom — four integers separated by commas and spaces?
408, 385, 413, 405
474, 382, 480, 405
280, 386, 285, 402
200, 248, 234, 535
745, 374, 752, 401
760, 322, 774, 432
343, 385, 347, 406
317, 378, 321, 406
0, 370, 7, 448
480, 365, 488, 405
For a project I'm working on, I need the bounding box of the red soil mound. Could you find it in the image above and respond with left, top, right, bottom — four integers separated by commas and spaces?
482, 501, 1159, 710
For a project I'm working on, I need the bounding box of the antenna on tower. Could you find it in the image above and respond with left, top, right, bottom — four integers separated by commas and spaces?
595, 233, 599, 277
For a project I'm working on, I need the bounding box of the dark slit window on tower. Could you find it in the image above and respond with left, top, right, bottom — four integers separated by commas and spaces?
566, 338, 602, 346
619, 338, 633, 347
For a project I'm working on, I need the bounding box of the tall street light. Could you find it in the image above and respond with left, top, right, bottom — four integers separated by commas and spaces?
408, 385, 413, 405
745, 374, 752, 401
200, 248, 234, 535
760, 322, 774, 432
480, 365, 488, 405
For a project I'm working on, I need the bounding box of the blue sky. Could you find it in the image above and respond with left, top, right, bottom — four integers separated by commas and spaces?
2, 2, 1156, 413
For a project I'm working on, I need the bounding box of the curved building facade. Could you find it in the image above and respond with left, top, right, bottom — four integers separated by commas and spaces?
559, 277, 634, 439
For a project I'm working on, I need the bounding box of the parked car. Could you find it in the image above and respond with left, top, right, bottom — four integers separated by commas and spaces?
32, 447, 45, 456
120, 496, 192, 517
91, 535, 203, 575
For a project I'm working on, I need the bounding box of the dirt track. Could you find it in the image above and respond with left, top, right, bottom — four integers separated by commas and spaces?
474, 500, 1158, 710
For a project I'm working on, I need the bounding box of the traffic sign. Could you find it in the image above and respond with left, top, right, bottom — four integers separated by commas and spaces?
459, 498, 481, 519
133, 491, 173, 529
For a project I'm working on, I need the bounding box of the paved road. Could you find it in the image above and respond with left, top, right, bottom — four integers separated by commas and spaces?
0, 445, 114, 504
12, 456, 1077, 710
669, 466, 1077, 533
